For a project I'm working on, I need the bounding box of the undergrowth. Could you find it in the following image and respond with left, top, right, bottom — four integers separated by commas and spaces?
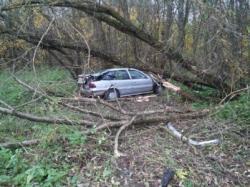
0, 67, 249, 186
214, 92, 250, 126
0, 67, 120, 186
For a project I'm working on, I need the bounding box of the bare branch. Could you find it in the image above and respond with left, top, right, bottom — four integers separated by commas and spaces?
114, 115, 137, 157
160, 122, 221, 146
0, 99, 14, 110
14, 96, 43, 109
32, 18, 55, 78
0, 106, 95, 126
9, 71, 46, 97
0, 139, 41, 148
219, 86, 250, 104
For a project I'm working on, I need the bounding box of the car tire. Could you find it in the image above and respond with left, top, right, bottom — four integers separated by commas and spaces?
154, 84, 164, 94
104, 88, 119, 100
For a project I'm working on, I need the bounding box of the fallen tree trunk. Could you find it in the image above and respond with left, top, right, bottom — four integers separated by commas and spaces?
132, 109, 210, 125
0, 92, 211, 128
0, 108, 210, 149
0, 106, 96, 126
150, 73, 201, 102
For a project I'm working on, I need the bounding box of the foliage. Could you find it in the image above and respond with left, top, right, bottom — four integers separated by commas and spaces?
0, 147, 73, 186
68, 132, 88, 146
0, 67, 78, 185
214, 92, 250, 126
0, 67, 75, 107
176, 170, 188, 180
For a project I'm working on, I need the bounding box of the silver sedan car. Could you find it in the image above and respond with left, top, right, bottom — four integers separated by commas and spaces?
77, 68, 163, 100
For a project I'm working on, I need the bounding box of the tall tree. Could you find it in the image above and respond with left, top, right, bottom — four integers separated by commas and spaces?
1, 0, 249, 94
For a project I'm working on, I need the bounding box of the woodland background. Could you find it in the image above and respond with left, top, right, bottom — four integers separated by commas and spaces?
0, 0, 249, 186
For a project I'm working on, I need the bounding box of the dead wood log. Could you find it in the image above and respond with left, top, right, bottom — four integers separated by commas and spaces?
0, 108, 210, 149
160, 122, 221, 146
114, 115, 137, 157
0, 106, 95, 126
0, 101, 210, 127
133, 109, 210, 125
0, 139, 41, 148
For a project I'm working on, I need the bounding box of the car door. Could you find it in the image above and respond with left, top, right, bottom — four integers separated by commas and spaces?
109, 70, 133, 96
128, 69, 153, 93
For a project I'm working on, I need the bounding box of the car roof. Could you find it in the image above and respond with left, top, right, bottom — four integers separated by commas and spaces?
104, 68, 137, 71
79, 68, 141, 76
93, 68, 139, 74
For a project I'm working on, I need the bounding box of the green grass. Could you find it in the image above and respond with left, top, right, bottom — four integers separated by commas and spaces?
213, 92, 250, 126
0, 66, 81, 140
0, 67, 81, 186
0, 66, 122, 186
0, 67, 249, 186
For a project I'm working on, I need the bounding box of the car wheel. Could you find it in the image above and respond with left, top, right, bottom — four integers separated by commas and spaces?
154, 84, 164, 94
104, 89, 119, 100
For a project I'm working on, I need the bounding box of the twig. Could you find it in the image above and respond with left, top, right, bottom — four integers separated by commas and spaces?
0, 99, 14, 110
14, 95, 43, 109
219, 86, 250, 104
32, 18, 55, 79
8, 71, 46, 97
62, 18, 91, 73
114, 115, 137, 157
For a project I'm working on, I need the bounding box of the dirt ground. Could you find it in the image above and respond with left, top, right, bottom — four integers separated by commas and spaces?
70, 94, 249, 187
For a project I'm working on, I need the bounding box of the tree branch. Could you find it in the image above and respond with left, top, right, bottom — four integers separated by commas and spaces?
114, 115, 137, 157
0, 106, 95, 126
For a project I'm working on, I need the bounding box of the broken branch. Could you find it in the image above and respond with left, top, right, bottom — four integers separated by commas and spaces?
114, 115, 137, 157
160, 122, 221, 146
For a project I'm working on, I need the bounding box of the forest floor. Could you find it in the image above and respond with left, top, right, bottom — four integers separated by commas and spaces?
1, 69, 249, 186
67, 94, 249, 187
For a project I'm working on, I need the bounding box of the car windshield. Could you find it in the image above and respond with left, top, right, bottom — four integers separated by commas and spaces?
92, 69, 108, 75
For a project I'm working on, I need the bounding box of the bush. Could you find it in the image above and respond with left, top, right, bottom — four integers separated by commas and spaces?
215, 92, 250, 125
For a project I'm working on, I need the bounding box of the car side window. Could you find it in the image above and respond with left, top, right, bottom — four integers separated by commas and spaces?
115, 70, 130, 80
128, 70, 148, 79
100, 71, 116, 80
